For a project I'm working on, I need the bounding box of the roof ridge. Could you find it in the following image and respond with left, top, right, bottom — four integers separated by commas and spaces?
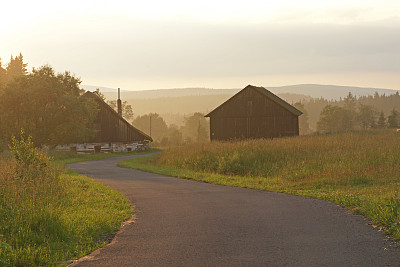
205, 85, 302, 117
83, 91, 153, 141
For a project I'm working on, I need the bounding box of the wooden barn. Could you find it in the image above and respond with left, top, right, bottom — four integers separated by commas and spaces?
82, 91, 152, 143
205, 85, 302, 141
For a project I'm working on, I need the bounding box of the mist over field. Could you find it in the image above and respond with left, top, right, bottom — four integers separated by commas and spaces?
88, 84, 400, 130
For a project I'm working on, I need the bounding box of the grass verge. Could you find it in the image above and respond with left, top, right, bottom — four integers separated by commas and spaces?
50, 148, 160, 165
119, 130, 400, 241
0, 140, 156, 265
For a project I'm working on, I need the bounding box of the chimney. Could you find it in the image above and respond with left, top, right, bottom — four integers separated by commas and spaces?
117, 88, 122, 116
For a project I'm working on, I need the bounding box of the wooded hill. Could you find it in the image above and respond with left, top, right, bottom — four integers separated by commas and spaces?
85, 84, 399, 100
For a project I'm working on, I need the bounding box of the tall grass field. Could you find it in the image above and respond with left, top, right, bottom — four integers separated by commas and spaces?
120, 130, 400, 240
0, 135, 133, 266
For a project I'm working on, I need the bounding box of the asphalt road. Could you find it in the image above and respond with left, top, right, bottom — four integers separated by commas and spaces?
67, 153, 400, 267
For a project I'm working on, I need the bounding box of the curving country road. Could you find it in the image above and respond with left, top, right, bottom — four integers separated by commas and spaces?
68, 153, 400, 266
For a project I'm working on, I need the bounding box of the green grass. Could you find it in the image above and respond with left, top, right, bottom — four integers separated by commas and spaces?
119, 130, 400, 240
0, 143, 156, 266
50, 148, 160, 165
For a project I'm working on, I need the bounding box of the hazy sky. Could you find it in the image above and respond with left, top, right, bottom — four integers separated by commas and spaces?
1, 0, 400, 90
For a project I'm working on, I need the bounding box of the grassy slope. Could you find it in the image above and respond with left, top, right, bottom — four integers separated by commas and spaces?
119, 130, 400, 240
0, 149, 156, 266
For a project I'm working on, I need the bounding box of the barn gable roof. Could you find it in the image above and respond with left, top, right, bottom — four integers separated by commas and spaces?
205, 85, 303, 117
82, 91, 153, 142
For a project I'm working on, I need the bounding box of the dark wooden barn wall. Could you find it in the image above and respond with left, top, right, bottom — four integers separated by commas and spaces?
209, 88, 299, 141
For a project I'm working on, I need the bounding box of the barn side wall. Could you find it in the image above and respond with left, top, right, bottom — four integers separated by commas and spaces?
209, 88, 299, 141
85, 95, 149, 143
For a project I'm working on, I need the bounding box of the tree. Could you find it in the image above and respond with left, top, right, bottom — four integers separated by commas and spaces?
0, 58, 6, 88
0, 65, 98, 146
160, 124, 183, 146
94, 88, 106, 100
6, 53, 28, 83
181, 112, 209, 142
388, 109, 399, 128
342, 92, 357, 127
317, 105, 353, 133
343, 92, 357, 111
357, 104, 376, 129
107, 100, 134, 122
132, 113, 168, 142
293, 102, 312, 134
377, 112, 386, 128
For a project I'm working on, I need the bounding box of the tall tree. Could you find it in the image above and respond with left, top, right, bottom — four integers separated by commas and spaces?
0, 58, 6, 89
343, 92, 357, 111
388, 109, 399, 128
357, 104, 376, 129
377, 112, 386, 128
0, 65, 98, 146
6, 53, 27, 82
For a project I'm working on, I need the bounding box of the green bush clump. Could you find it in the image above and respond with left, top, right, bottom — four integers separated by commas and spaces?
0, 131, 65, 266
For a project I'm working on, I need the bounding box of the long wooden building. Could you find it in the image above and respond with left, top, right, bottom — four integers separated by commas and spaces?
205, 85, 302, 141
82, 91, 152, 143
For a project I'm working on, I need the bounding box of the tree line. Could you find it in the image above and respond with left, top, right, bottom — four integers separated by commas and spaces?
297, 91, 400, 131
297, 92, 400, 134
1, 53, 398, 150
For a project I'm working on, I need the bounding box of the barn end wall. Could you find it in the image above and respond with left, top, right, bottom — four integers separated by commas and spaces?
209, 86, 300, 141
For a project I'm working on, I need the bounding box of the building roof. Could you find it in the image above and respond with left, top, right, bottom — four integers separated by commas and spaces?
205, 85, 303, 117
82, 91, 153, 142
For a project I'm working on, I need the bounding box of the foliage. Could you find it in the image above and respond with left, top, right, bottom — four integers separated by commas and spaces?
387, 109, 399, 128
120, 130, 400, 240
293, 102, 311, 134
0, 58, 6, 89
0, 135, 132, 266
8, 130, 48, 167
133, 113, 168, 142
317, 105, 353, 133
0, 132, 63, 265
300, 91, 400, 130
159, 124, 183, 146
181, 112, 209, 143
0, 139, 5, 154
357, 104, 377, 129
132, 112, 210, 146
93, 88, 106, 100
107, 99, 134, 121
377, 112, 386, 128
0, 64, 98, 146
5, 53, 27, 83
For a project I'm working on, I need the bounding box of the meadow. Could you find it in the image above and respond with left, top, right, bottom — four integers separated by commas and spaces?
0, 136, 147, 266
119, 130, 400, 240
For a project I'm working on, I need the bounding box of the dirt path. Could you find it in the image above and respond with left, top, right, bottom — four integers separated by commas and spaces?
68, 154, 400, 266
